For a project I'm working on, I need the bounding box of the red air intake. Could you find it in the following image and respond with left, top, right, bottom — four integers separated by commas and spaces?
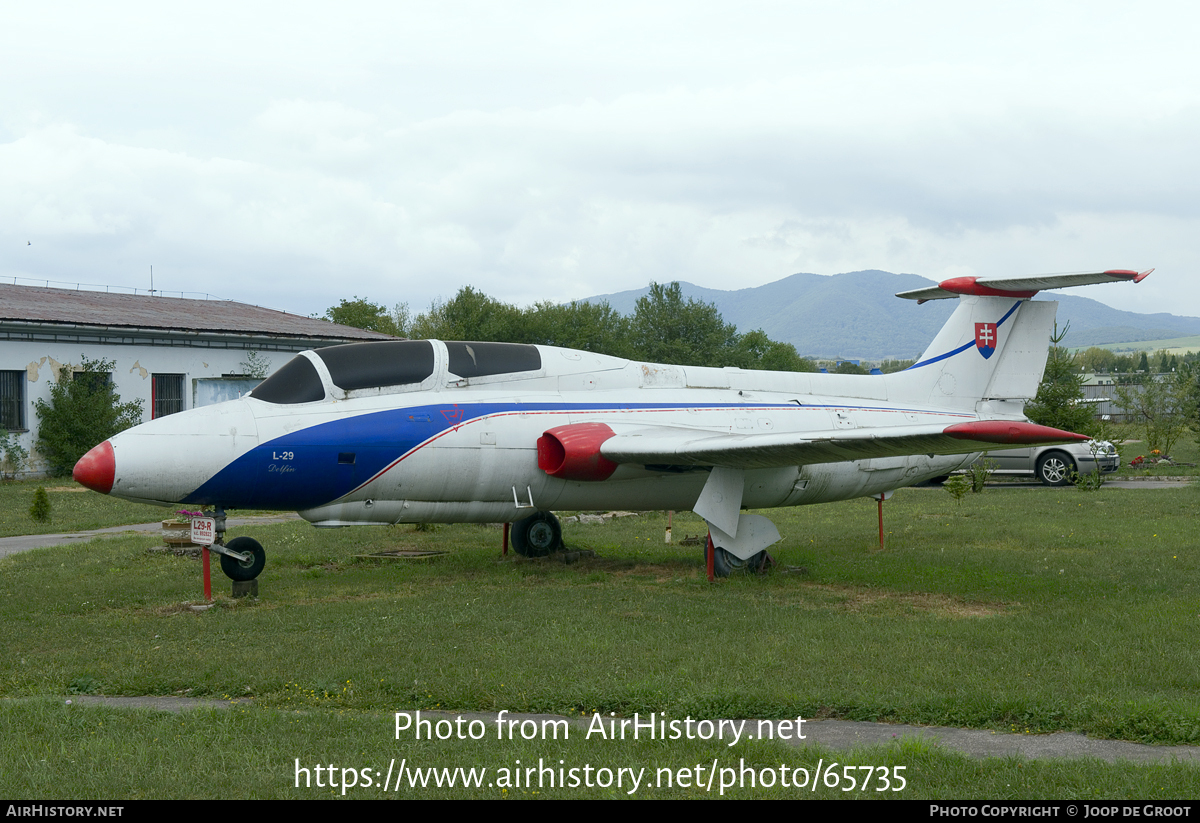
537, 423, 619, 482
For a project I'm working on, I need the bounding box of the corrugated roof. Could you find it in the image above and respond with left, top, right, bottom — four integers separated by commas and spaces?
0, 283, 392, 341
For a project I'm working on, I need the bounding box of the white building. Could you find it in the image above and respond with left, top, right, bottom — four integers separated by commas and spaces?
1, 283, 391, 476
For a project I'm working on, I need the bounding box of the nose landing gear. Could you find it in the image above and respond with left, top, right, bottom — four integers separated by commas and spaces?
218, 536, 267, 581
205, 506, 267, 582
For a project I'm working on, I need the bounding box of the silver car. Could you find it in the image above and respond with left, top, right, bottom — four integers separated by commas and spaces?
974, 440, 1120, 486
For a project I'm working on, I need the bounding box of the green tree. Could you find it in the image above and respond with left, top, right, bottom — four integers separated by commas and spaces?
1115, 368, 1194, 455
324, 297, 402, 336
628, 282, 739, 366
29, 486, 51, 522
729, 330, 817, 372
520, 301, 634, 358
832, 360, 869, 375
238, 351, 271, 379
878, 359, 916, 374
408, 287, 525, 342
1076, 347, 1118, 373
34, 356, 143, 476
351, 282, 814, 370
1024, 323, 1094, 435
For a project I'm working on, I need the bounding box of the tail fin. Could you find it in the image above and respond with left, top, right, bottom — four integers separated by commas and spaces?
883, 268, 1151, 412
884, 296, 1056, 411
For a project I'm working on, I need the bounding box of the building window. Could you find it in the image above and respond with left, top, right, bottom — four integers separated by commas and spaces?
153, 374, 186, 419
1, 371, 24, 430
72, 370, 112, 392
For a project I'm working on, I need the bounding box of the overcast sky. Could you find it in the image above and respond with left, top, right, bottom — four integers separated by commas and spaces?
1, 2, 1194, 324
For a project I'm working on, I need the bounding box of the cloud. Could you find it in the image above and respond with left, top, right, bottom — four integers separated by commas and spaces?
0, 2, 1196, 320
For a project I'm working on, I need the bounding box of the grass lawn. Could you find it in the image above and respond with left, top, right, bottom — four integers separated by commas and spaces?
1112, 430, 1200, 478
0, 477, 275, 537
2, 484, 1199, 798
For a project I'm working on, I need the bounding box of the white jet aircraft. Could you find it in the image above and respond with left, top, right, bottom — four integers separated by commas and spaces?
73, 269, 1150, 580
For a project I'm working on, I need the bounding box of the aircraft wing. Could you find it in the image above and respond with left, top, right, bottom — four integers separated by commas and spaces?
596, 420, 1090, 470
896, 269, 1153, 303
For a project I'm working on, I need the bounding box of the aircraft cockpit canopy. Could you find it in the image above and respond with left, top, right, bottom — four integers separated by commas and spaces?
445, 342, 541, 378
250, 340, 544, 404
248, 355, 325, 404
316, 340, 436, 391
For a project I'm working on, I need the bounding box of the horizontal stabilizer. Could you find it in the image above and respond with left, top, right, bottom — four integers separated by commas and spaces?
897, 269, 1152, 303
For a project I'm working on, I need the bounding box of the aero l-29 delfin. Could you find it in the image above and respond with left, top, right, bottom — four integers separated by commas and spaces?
73, 269, 1150, 579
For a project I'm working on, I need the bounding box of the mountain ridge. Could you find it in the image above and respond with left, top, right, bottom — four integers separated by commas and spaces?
582, 271, 1196, 360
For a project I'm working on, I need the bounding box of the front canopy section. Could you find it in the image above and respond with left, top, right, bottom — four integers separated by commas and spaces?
250, 340, 546, 404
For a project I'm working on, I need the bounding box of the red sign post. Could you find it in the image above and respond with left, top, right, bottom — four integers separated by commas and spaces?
191, 517, 216, 601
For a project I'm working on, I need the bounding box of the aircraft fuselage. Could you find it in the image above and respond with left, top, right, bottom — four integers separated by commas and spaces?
86, 341, 977, 526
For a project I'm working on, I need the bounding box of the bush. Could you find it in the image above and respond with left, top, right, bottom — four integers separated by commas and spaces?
29, 487, 51, 522
34, 356, 143, 476
966, 458, 996, 493
1114, 370, 1193, 455
944, 474, 970, 504
0, 431, 28, 481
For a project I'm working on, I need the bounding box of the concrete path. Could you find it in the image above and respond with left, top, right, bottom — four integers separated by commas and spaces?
0, 513, 302, 559
988, 477, 1193, 490
910, 477, 1193, 490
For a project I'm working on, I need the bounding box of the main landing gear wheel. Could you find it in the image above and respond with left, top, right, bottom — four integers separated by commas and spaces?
510, 512, 562, 557
709, 546, 771, 577
219, 536, 266, 581
1036, 451, 1076, 487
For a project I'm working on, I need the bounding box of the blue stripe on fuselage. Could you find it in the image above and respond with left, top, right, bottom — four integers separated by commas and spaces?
181, 400, 969, 509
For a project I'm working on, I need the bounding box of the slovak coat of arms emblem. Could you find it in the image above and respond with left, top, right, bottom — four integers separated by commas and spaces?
974, 322, 998, 359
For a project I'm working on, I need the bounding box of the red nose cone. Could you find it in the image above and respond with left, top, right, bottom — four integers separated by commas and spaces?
73, 441, 115, 494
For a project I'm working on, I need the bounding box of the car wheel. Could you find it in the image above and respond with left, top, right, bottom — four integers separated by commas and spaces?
1036, 451, 1075, 487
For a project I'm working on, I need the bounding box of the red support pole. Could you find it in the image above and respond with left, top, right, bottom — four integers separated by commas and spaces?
502, 522, 510, 556
705, 532, 715, 582
202, 546, 212, 601
878, 496, 884, 548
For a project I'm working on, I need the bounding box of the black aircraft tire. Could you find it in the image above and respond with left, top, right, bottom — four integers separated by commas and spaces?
219, 536, 266, 581
710, 546, 769, 577
511, 512, 562, 557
